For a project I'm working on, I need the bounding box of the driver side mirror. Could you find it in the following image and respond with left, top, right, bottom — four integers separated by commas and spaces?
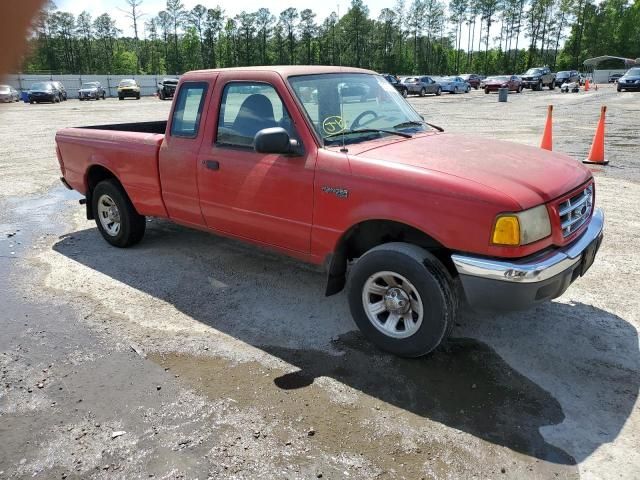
254, 127, 301, 156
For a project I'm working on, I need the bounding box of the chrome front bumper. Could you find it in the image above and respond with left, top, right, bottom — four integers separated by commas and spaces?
451, 208, 604, 310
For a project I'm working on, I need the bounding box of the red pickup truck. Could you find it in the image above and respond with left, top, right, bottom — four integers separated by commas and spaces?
56, 66, 604, 357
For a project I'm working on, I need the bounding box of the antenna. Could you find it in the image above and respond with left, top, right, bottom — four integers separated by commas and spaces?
337, 2, 347, 153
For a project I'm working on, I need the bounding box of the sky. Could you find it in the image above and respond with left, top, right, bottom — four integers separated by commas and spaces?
55, 0, 393, 36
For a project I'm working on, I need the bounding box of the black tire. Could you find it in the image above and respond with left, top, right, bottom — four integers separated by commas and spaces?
402, 88, 408, 98
119, 96, 123, 100
92, 179, 146, 248
474, 85, 479, 90
419, 87, 426, 97
548, 82, 555, 90
136, 94, 141, 100
347, 242, 458, 357
484, 88, 490, 94
536, 81, 542, 91
435, 87, 442, 96
158, 90, 165, 100
29, 100, 34, 104
617, 86, 622, 92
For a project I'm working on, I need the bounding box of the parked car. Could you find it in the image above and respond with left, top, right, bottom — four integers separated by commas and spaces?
28, 81, 61, 103
157, 78, 179, 100
0, 84, 20, 102
608, 73, 623, 83
118, 79, 141, 100
555, 70, 580, 87
616, 67, 640, 92
400, 76, 441, 96
79, 82, 106, 101
382, 74, 409, 97
55, 66, 603, 358
460, 74, 482, 89
520, 67, 556, 90
51, 81, 67, 101
560, 81, 580, 93
437, 76, 471, 94
481, 75, 523, 94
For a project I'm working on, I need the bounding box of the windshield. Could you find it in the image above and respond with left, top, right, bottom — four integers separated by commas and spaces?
81, 83, 97, 89
487, 76, 509, 81
119, 80, 136, 87
289, 73, 429, 146
557, 71, 570, 76
31, 82, 51, 90
525, 68, 543, 75
627, 68, 640, 76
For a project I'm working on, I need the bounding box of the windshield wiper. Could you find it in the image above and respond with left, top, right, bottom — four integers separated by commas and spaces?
393, 120, 444, 132
326, 128, 412, 140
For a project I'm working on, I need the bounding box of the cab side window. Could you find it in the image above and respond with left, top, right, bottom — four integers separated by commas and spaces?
217, 82, 297, 148
170, 82, 208, 138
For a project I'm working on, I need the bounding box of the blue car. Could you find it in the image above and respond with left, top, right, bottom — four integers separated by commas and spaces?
617, 67, 640, 92
433, 76, 471, 94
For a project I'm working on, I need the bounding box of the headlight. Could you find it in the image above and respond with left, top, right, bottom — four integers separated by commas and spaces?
491, 205, 551, 246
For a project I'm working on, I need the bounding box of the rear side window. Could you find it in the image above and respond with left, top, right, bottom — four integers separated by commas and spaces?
170, 82, 208, 138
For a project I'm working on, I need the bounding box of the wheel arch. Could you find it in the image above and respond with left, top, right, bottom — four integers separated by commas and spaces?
84, 165, 123, 220
325, 219, 454, 296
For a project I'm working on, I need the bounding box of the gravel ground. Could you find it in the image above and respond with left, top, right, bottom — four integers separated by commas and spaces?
0, 84, 638, 479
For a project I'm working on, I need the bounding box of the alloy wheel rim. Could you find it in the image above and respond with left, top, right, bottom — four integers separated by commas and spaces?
97, 194, 121, 237
362, 271, 424, 339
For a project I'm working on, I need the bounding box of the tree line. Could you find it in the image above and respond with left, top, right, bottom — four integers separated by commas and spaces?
22, 0, 640, 76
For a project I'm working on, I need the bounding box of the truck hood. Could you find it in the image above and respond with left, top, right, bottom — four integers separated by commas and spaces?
351, 133, 592, 209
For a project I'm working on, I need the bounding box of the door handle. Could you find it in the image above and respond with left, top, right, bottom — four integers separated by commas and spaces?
203, 160, 220, 171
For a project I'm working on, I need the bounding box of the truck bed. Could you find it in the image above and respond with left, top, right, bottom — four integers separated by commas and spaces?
79, 121, 167, 135
56, 122, 168, 218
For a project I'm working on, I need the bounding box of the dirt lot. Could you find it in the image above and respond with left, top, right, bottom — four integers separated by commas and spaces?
0, 85, 638, 479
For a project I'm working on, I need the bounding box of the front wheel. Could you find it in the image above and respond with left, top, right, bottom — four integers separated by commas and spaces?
92, 179, 146, 248
419, 88, 426, 97
347, 243, 457, 357
402, 88, 408, 98
484, 88, 490, 94
548, 83, 555, 90
435, 87, 442, 96
617, 86, 622, 92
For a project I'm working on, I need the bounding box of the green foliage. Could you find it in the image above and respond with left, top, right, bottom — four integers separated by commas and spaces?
20, 0, 639, 75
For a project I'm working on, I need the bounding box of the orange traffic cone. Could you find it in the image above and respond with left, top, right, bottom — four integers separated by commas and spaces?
585, 78, 590, 91
584, 106, 609, 165
540, 105, 553, 151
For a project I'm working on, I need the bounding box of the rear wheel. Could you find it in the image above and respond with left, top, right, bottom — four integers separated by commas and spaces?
92, 179, 146, 248
548, 82, 555, 90
484, 88, 490, 94
617, 86, 622, 92
158, 90, 165, 100
347, 243, 457, 357
435, 87, 442, 96
419, 87, 426, 97
402, 88, 408, 98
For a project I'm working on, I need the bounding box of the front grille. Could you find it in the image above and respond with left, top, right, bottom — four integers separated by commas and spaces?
558, 184, 593, 237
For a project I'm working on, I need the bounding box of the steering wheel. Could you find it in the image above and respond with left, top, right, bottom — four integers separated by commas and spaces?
350, 110, 379, 130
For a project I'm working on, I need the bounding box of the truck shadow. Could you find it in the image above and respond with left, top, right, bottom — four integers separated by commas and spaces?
52, 221, 639, 466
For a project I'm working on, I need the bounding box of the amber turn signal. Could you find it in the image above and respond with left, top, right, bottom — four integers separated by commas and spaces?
492, 216, 520, 246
